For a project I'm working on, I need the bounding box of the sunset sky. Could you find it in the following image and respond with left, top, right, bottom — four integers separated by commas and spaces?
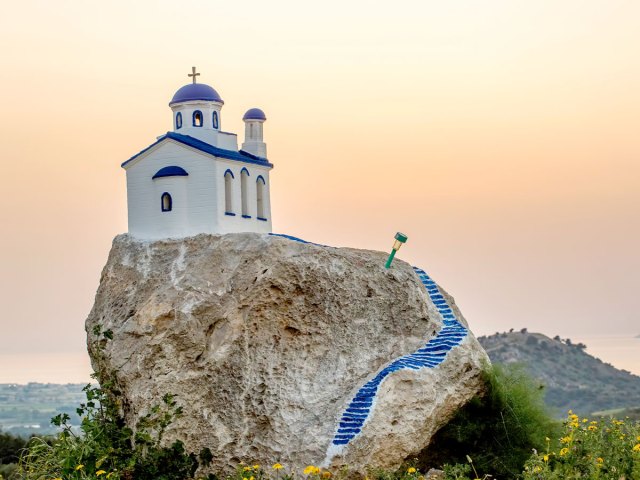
0, 0, 638, 383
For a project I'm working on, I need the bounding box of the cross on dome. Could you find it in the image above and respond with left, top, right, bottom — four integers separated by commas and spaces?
188, 66, 200, 84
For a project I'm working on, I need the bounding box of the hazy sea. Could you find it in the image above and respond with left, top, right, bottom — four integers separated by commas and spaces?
0, 335, 639, 384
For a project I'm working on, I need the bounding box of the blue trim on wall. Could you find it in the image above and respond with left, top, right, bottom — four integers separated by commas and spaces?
192, 110, 203, 127
152, 166, 189, 179
224, 169, 235, 179
160, 192, 172, 212
212, 111, 219, 129
175, 112, 182, 129
241, 167, 250, 176
257, 217, 267, 221
256, 175, 265, 184
225, 212, 236, 216
122, 132, 273, 168
242, 214, 252, 219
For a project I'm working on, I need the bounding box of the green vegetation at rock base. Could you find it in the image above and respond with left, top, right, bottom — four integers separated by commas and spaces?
3, 330, 640, 479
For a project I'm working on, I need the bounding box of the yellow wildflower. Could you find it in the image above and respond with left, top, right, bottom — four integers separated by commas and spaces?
596, 458, 604, 463
272, 463, 284, 470
560, 448, 569, 456
322, 472, 332, 479
96, 471, 107, 476
243, 466, 253, 472
560, 436, 571, 444
637, 436, 640, 441
568, 410, 573, 415
407, 467, 417, 474
253, 465, 260, 470
75, 465, 85, 471
304, 465, 320, 475
588, 425, 597, 431
543, 455, 549, 462
582, 418, 588, 423
633, 444, 640, 452
533, 466, 542, 473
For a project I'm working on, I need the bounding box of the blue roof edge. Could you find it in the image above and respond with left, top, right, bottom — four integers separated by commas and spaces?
121, 132, 273, 168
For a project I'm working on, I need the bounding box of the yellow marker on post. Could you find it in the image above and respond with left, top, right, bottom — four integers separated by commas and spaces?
385, 232, 408, 268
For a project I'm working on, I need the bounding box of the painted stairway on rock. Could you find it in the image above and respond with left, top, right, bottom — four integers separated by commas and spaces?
268, 234, 468, 461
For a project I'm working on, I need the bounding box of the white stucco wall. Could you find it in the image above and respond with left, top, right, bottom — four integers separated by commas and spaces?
217, 131, 239, 151
171, 100, 224, 146
213, 160, 272, 235
124, 139, 272, 239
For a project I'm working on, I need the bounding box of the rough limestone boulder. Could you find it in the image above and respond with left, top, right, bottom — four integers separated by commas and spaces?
86, 233, 489, 475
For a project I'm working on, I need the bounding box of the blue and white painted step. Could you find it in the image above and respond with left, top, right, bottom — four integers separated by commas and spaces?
268, 234, 468, 455
329, 267, 467, 449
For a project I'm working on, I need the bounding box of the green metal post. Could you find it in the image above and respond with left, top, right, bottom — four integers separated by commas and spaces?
384, 232, 408, 269
385, 249, 397, 269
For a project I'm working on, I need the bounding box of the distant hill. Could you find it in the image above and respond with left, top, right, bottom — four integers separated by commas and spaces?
478, 331, 640, 416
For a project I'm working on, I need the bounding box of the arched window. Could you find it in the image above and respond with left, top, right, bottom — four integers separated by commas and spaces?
256, 176, 266, 220
175, 112, 182, 129
224, 169, 234, 214
212, 111, 219, 129
193, 110, 203, 127
161, 192, 172, 212
241, 168, 250, 217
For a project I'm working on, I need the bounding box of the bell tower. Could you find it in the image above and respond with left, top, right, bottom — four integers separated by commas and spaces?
242, 108, 267, 158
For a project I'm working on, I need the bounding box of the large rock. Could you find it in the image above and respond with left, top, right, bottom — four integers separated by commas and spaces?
86, 233, 489, 475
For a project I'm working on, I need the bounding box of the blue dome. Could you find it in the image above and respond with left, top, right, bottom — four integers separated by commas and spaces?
243, 108, 267, 121
170, 83, 224, 105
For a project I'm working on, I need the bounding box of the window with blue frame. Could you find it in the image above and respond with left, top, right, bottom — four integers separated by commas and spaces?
161, 192, 172, 212
241, 168, 250, 217
256, 176, 266, 220
193, 110, 203, 127
224, 170, 234, 214
212, 111, 219, 129
175, 112, 182, 129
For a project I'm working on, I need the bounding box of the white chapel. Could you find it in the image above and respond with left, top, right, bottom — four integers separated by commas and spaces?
122, 68, 273, 240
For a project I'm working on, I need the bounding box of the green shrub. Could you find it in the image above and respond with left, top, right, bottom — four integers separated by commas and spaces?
18, 383, 197, 480
420, 363, 559, 479
0, 431, 29, 466
522, 412, 640, 479
18, 326, 198, 480
0, 463, 18, 480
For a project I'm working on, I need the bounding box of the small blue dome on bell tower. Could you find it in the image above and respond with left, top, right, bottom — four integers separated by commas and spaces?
243, 108, 267, 121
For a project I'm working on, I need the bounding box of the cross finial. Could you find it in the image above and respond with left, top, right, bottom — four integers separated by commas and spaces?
188, 66, 200, 84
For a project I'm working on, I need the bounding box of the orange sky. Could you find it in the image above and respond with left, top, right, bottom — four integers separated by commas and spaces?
0, 1, 638, 382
